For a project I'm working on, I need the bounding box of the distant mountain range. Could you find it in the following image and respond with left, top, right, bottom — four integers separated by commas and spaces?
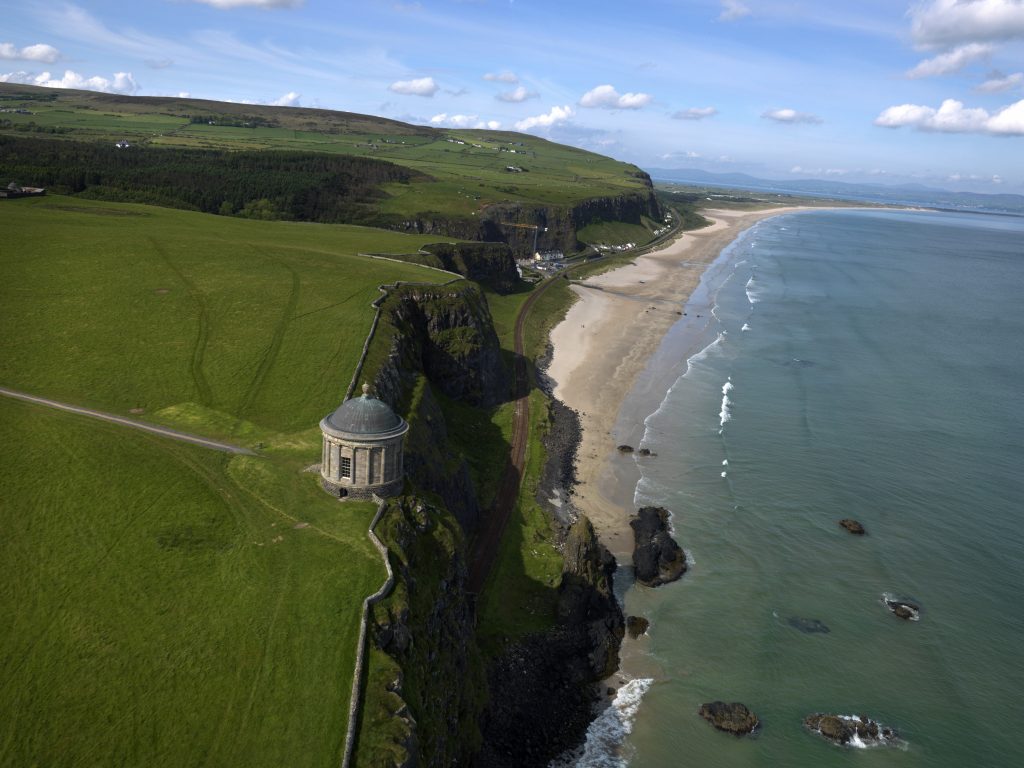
648, 168, 1024, 214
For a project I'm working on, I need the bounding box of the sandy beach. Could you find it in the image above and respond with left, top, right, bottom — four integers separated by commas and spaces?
547, 206, 813, 557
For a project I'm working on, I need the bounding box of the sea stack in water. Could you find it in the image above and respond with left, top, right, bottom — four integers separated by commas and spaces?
803, 713, 898, 747
884, 597, 921, 621
699, 702, 759, 735
626, 616, 650, 638
631, 506, 687, 587
839, 518, 866, 535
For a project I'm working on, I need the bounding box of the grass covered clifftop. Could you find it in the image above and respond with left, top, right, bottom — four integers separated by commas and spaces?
0, 83, 656, 237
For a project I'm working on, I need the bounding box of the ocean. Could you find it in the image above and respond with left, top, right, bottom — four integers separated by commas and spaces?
574, 208, 1024, 767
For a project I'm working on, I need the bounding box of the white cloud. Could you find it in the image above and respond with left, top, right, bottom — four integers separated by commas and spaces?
673, 106, 718, 120
579, 84, 652, 110
514, 105, 574, 131
271, 91, 301, 106
977, 71, 1024, 91
0, 69, 139, 94
762, 108, 823, 124
719, 0, 751, 21
429, 113, 501, 129
0, 43, 60, 63
911, 0, 1024, 49
948, 172, 1004, 183
791, 166, 849, 176
907, 42, 993, 77
191, 0, 305, 8
388, 76, 439, 97
497, 85, 537, 103
483, 71, 519, 83
874, 97, 1024, 134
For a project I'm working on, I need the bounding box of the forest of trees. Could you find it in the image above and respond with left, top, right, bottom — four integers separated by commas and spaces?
0, 135, 428, 224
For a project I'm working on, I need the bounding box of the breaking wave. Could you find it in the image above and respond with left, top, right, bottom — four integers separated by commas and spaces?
557, 678, 654, 768
719, 378, 734, 427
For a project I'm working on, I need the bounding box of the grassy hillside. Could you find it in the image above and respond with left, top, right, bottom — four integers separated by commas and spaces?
0, 195, 453, 446
0, 196, 462, 764
0, 396, 383, 768
0, 83, 652, 220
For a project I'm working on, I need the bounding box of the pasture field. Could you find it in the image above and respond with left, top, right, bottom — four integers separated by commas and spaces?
0, 195, 452, 448
0, 195, 459, 764
0, 395, 383, 768
0, 84, 652, 219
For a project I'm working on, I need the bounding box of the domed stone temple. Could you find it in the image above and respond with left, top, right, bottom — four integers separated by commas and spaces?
320, 384, 409, 499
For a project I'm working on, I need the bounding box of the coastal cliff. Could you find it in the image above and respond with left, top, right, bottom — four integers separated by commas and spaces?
475, 516, 624, 767
358, 496, 486, 767
371, 282, 509, 532
391, 185, 661, 257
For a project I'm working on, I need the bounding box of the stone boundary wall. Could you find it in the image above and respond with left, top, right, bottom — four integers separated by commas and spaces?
344, 256, 462, 401
340, 494, 394, 768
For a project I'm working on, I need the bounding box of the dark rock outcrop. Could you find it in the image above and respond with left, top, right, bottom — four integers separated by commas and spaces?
617, 444, 634, 453
626, 616, 650, 638
476, 516, 624, 768
535, 397, 581, 526
884, 597, 921, 621
839, 518, 866, 535
372, 283, 509, 532
420, 241, 521, 294
699, 702, 759, 735
803, 713, 898, 746
631, 506, 687, 587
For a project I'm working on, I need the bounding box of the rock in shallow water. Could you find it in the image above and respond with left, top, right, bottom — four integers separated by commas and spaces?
625, 616, 650, 638
787, 616, 831, 634
884, 597, 921, 621
839, 518, 866, 535
803, 713, 898, 747
699, 701, 759, 735
630, 506, 687, 587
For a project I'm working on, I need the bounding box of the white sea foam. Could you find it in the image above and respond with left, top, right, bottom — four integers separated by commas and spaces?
722, 459, 728, 465
721, 471, 727, 477
741, 323, 751, 332
719, 378, 734, 426
744, 276, 761, 305
561, 678, 654, 768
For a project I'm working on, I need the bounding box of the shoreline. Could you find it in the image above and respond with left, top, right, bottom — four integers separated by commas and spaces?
547, 206, 818, 557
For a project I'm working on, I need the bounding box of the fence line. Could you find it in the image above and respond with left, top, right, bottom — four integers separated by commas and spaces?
340, 494, 394, 768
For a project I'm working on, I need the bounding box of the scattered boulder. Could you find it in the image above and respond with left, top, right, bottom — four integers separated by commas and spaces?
884, 597, 920, 621
839, 518, 866, 535
630, 506, 687, 587
803, 713, 898, 747
625, 616, 650, 638
617, 444, 634, 453
786, 616, 830, 634
699, 702, 759, 735
637, 447, 656, 457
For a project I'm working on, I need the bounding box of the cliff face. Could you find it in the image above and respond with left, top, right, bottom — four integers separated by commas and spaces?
419, 242, 521, 294
362, 496, 486, 768
388, 184, 661, 258
371, 283, 509, 532
475, 516, 625, 767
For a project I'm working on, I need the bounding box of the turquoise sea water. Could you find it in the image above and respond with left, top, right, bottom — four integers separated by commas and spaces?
579, 209, 1024, 767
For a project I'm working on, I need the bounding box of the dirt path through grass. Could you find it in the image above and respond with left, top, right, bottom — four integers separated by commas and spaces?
0, 386, 255, 454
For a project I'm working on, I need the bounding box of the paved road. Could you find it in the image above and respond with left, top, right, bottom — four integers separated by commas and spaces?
0, 386, 255, 455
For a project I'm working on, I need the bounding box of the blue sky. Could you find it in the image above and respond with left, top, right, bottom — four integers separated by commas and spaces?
4, 0, 1024, 192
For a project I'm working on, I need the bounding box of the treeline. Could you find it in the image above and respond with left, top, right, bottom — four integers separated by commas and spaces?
0, 135, 428, 223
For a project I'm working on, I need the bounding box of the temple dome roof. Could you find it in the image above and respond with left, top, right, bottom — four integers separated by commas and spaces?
323, 384, 405, 437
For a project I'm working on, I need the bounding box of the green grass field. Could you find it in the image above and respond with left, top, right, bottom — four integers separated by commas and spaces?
0, 195, 466, 765
1, 195, 453, 447
0, 396, 383, 768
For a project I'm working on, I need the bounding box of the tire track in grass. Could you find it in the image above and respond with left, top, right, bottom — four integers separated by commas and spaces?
149, 238, 214, 407
233, 257, 300, 433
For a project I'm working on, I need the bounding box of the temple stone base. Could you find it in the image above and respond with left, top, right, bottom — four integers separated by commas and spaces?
321, 476, 403, 500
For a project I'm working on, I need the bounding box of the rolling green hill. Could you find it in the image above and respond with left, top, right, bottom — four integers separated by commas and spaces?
0, 83, 658, 252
